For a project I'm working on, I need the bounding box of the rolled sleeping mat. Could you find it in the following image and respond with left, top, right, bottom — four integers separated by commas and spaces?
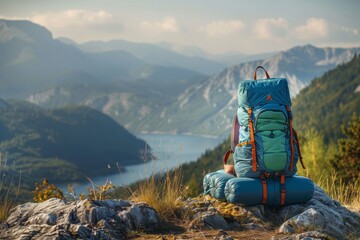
203, 171, 222, 194
203, 170, 236, 201
225, 175, 314, 206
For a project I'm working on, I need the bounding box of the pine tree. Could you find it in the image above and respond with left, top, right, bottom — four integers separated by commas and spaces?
331, 114, 360, 182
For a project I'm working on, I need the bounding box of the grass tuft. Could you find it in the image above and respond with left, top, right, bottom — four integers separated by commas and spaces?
0, 153, 20, 223
129, 167, 187, 220
317, 172, 360, 210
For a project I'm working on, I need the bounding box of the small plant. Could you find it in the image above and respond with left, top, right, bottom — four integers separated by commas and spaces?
86, 177, 114, 200
33, 178, 64, 203
67, 184, 85, 201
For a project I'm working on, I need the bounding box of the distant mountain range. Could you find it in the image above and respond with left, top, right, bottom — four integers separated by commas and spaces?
0, 99, 148, 187
0, 19, 204, 98
148, 44, 360, 136
75, 39, 226, 75
1, 19, 360, 137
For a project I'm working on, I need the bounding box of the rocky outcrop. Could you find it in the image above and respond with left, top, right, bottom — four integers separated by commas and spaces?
183, 185, 360, 240
1, 198, 160, 239
1, 185, 359, 240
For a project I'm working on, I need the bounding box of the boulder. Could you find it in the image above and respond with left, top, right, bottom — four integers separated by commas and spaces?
1, 198, 160, 239
278, 186, 360, 239
183, 185, 360, 239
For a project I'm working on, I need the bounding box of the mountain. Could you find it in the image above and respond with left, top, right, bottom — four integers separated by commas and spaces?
78, 39, 225, 75
119, 45, 359, 136
28, 43, 360, 137
0, 19, 98, 98
292, 55, 360, 142
0, 19, 204, 98
0, 99, 148, 187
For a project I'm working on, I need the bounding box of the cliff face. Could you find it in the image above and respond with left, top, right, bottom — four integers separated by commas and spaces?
1, 185, 359, 239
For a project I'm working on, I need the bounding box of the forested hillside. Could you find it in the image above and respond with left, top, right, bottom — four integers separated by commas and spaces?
0, 100, 148, 196
292, 55, 360, 143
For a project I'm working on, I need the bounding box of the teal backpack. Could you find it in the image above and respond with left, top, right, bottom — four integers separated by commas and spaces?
224, 66, 305, 179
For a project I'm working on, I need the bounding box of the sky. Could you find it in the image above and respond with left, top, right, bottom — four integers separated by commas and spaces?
0, 0, 359, 54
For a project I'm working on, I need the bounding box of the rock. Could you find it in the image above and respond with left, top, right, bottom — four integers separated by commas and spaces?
180, 186, 360, 239
2, 185, 359, 239
130, 203, 161, 230
203, 213, 229, 229
1, 198, 160, 239
184, 195, 264, 230
293, 231, 331, 240
278, 185, 360, 239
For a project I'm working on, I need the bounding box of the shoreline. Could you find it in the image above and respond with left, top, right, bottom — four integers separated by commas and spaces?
136, 131, 223, 140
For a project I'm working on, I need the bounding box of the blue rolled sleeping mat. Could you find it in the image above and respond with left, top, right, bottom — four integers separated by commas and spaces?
225, 175, 314, 206
203, 170, 236, 201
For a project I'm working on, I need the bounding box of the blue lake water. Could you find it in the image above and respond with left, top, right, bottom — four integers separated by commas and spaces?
60, 134, 224, 194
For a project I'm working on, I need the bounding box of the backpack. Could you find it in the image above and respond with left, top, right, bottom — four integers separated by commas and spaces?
224, 66, 305, 178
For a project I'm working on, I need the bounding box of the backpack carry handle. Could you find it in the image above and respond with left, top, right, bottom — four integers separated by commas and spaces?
254, 66, 270, 80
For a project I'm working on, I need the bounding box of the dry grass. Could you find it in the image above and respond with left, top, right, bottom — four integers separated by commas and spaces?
129, 168, 187, 220
317, 172, 360, 210
0, 197, 14, 223
0, 153, 20, 223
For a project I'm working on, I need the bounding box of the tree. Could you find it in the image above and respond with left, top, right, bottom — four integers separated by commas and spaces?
331, 114, 360, 182
297, 129, 330, 182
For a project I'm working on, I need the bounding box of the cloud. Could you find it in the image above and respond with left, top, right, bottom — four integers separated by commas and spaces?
30, 9, 113, 28
140, 17, 180, 33
294, 18, 328, 40
200, 20, 245, 37
340, 26, 359, 35
254, 18, 288, 40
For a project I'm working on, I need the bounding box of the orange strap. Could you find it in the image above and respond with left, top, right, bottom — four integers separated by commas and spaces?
253, 66, 271, 80
248, 108, 257, 172
286, 106, 295, 172
280, 175, 286, 205
260, 175, 268, 204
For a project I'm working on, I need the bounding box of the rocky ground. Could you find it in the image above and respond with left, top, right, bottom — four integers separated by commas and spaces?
1, 185, 359, 240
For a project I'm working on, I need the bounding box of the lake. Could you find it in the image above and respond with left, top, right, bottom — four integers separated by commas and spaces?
61, 134, 224, 194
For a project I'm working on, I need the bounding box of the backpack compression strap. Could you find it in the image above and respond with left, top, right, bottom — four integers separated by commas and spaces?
280, 174, 286, 205
248, 108, 257, 172
260, 175, 268, 204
